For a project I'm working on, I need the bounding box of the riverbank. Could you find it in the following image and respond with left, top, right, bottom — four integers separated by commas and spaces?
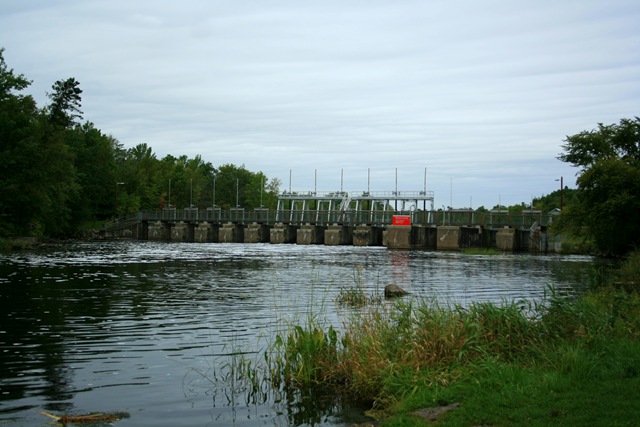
0, 237, 38, 250
0, 237, 71, 251
260, 251, 640, 426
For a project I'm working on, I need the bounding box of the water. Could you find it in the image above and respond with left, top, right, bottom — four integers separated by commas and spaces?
0, 241, 596, 426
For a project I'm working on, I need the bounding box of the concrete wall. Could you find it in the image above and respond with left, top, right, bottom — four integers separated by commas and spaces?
496, 228, 517, 251
353, 226, 383, 246
459, 227, 483, 248
325, 225, 353, 245
270, 223, 298, 244
170, 222, 194, 242
297, 225, 326, 245
411, 225, 437, 249
528, 226, 548, 253
128, 220, 567, 253
245, 223, 270, 243
148, 221, 170, 241
386, 226, 412, 249
436, 226, 460, 250
219, 223, 244, 243
194, 222, 219, 243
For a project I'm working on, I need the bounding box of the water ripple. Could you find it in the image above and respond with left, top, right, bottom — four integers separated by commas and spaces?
0, 241, 597, 426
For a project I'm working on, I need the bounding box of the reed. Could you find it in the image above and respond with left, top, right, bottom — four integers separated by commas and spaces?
613, 249, 640, 292
335, 264, 383, 307
214, 256, 640, 425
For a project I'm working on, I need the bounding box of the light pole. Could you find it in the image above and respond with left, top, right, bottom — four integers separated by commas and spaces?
212, 176, 216, 208
236, 178, 239, 208
260, 176, 264, 207
115, 182, 125, 220
555, 176, 564, 211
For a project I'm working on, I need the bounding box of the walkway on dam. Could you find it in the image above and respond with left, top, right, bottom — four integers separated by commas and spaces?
103, 207, 556, 252
101, 189, 559, 251
129, 206, 550, 228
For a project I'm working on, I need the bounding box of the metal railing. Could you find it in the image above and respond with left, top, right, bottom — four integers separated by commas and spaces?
126, 208, 552, 229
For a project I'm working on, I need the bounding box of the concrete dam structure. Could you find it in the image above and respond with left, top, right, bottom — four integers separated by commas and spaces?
104, 191, 561, 252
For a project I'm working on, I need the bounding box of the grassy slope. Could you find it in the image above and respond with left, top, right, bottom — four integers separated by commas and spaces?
263, 252, 640, 426
386, 351, 640, 426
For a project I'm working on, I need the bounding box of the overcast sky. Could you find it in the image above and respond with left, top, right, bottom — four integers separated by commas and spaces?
2, 0, 638, 209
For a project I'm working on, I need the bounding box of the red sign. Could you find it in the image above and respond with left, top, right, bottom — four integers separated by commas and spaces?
392, 215, 411, 226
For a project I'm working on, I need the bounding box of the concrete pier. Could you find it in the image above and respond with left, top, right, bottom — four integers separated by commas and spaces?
386, 226, 412, 249
219, 223, 244, 243
496, 228, 517, 251
194, 222, 218, 243
147, 221, 169, 241
436, 226, 460, 250
171, 222, 194, 242
245, 223, 270, 243
270, 223, 297, 244
325, 225, 353, 245
297, 225, 326, 245
352, 226, 383, 246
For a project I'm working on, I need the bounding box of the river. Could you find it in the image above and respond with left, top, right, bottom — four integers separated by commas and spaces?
0, 241, 596, 426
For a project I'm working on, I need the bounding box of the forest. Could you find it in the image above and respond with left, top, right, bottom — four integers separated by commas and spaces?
0, 49, 280, 238
1, 48, 638, 256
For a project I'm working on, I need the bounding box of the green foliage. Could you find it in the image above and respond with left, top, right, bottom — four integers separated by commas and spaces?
256, 278, 640, 422
533, 187, 578, 213
559, 117, 640, 170
614, 250, 640, 292
269, 319, 341, 387
558, 117, 640, 256
47, 77, 82, 128
335, 265, 383, 307
0, 48, 281, 238
0, 48, 31, 98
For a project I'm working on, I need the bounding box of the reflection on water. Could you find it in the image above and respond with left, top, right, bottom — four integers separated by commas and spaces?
0, 241, 597, 426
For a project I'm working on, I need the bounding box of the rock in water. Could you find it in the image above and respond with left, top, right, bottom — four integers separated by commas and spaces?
384, 284, 408, 298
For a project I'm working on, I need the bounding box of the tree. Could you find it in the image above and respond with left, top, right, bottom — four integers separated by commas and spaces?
65, 123, 117, 222
0, 48, 31, 99
559, 117, 640, 169
47, 78, 82, 128
533, 188, 578, 213
558, 117, 640, 256
0, 49, 41, 235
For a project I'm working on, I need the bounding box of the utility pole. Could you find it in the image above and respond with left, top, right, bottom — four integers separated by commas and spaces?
556, 176, 564, 211
115, 182, 125, 220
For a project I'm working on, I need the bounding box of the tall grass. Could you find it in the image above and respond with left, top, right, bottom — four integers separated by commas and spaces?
259, 278, 640, 416
212, 253, 640, 424
335, 264, 383, 308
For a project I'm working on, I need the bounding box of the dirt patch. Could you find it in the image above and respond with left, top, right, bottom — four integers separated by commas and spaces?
411, 402, 461, 422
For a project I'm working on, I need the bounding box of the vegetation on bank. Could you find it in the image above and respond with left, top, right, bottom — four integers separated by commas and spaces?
220, 251, 640, 426
0, 48, 281, 239
555, 117, 640, 256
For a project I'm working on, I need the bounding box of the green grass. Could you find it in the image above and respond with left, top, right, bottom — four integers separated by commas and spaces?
335, 264, 383, 308
237, 251, 640, 426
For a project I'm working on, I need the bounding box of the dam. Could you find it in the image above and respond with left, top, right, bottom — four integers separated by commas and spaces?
103, 190, 560, 252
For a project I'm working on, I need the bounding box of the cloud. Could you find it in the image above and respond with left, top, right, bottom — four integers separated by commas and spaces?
1, 0, 638, 208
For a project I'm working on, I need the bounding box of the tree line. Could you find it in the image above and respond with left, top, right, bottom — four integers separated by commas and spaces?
556, 117, 640, 256
0, 48, 280, 238
2, 48, 638, 255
